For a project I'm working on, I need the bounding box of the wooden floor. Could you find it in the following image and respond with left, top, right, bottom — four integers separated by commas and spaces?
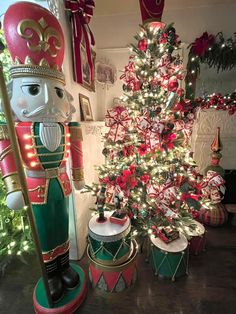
0, 218, 236, 314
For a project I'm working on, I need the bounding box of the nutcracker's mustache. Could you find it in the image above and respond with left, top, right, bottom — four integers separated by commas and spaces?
21, 106, 73, 120
22, 105, 45, 117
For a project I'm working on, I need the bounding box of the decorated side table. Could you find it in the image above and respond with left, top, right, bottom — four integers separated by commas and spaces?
150, 234, 189, 281
88, 212, 131, 266
87, 212, 138, 292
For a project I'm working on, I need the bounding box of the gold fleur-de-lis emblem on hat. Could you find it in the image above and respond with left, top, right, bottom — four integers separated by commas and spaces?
17, 17, 62, 57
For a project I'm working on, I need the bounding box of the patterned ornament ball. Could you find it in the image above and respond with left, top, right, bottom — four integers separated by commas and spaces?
155, 107, 162, 114
138, 38, 148, 51
122, 84, 132, 92
168, 77, 179, 92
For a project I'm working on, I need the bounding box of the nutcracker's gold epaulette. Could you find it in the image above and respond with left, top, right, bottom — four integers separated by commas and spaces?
0, 123, 9, 140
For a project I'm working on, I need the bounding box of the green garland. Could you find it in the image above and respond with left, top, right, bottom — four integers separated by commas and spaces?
185, 32, 236, 99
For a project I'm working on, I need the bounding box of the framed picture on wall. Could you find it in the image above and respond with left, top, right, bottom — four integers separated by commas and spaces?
95, 58, 117, 89
80, 34, 96, 92
79, 93, 93, 121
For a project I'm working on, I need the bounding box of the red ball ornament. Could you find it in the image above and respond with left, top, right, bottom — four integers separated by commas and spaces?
168, 77, 179, 92
138, 38, 148, 51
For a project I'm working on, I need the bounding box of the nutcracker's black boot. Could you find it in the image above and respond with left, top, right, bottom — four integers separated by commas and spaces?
59, 251, 80, 289
45, 260, 64, 303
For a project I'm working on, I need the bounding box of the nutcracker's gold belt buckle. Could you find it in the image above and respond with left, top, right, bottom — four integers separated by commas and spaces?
26, 167, 66, 179
45, 168, 59, 179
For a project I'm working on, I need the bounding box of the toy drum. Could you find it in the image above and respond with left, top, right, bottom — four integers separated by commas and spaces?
188, 221, 206, 255
88, 239, 138, 293
150, 234, 189, 281
88, 212, 131, 266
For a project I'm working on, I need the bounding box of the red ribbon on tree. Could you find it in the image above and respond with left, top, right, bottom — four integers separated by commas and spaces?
136, 115, 165, 150
120, 60, 141, 92
64, 0, 95, 84
105, 106, 132, 142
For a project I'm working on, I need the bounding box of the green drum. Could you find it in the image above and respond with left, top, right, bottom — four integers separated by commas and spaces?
88, 240, 138, 293
150, 234, 189, 281
88, 212, 131, 266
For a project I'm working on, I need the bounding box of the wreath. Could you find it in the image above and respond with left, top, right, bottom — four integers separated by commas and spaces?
185, 32, 236, 99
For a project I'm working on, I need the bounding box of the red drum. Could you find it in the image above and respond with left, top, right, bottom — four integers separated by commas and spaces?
188, 221, 206, 255
88, 240, 138, 293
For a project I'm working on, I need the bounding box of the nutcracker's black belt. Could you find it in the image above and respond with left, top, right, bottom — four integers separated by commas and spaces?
26, 167, 67, 179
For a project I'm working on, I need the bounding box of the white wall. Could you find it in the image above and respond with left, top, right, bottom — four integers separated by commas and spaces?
91, 0, 236, 49
195, 66, 236, 97
96, 47, 130, 120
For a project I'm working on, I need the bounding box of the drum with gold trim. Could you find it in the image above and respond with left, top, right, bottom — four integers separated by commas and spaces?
88, 212, 131, 266
88, 239, 138, 293
150, 234, 189, 281
188, 221, 206, 255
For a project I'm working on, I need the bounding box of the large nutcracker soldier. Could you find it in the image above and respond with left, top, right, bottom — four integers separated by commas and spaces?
0, 2, 86, 312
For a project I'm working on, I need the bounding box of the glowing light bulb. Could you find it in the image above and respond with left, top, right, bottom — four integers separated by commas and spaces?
23, 245, 29, 251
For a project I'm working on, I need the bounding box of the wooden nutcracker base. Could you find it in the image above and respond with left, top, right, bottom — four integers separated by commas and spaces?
33, 264, 87, 314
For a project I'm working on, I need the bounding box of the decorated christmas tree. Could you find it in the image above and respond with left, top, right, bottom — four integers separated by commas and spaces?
0, 27, 33, 275
87, 20, 204, 240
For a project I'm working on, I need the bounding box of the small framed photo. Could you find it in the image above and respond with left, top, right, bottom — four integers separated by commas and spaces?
79, 93, 93, 121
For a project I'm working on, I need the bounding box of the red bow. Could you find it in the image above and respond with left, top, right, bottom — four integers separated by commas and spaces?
191, 32, 215, 57
64, 0, 95, 84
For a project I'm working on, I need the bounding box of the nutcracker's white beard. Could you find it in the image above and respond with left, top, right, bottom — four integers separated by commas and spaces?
39, 123, 62, 152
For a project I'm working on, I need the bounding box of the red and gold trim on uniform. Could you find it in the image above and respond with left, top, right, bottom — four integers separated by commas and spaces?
69, 123, 84, 182
0, 124, 22, 195
14, 122, 72, 203
62, 124, 71, 166
43, 239, 70, 262
16, 122, 43, 171
27, 172, 72, 204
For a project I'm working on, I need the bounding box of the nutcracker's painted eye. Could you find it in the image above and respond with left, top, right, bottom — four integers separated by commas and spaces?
55, 87, 64, 99
21, 84, 40, 96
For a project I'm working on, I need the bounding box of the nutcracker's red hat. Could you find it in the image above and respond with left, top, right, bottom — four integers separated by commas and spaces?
3, 1, 65, 84
139, 0, 165, 27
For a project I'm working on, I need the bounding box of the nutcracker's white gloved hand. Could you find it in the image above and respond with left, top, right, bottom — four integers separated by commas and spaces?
74, 180, 85, 191
6, 191, 25, 210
